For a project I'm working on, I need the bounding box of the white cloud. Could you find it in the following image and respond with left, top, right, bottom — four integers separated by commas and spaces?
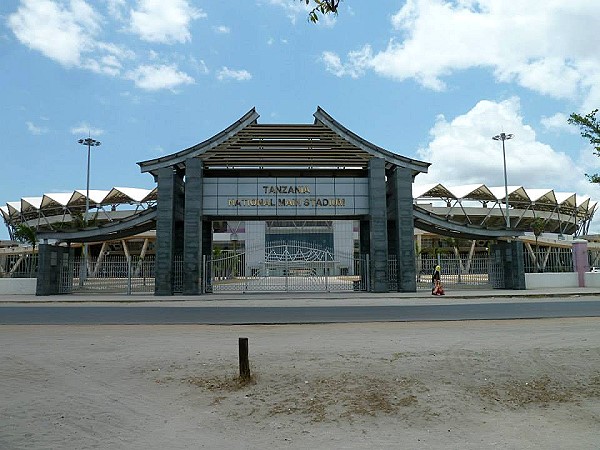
106, 0, 127, 21
189, 56, 209, 75
125, 64, 195, 91
322, 0, 600, 106
541, 113, 578, 134
8, 0, 131, 77
415, 97, 587, 194
129, 0, 206, 44
82, 58, 120, 76
268, 0, 336, 27
268, 0, 309, 25
216, 67, 252, 82
8, 0, 98, 66
322, 46, 372, 79
70, 123, 105, 136
26, 121, 48, 135
213, 25, 230, 34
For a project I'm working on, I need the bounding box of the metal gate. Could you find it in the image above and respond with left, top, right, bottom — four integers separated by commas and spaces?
387, 254, 505, 291
60, 255, 162, 294
204, 244, 368, 293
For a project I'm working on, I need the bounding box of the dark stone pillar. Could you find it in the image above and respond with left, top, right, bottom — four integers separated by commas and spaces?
156, 166, 185, 295
368, 158, 388, 292
183, 158, 203, 295
494, 240, 526, 289
389, 166, 417, 292
36, 244, 70, 296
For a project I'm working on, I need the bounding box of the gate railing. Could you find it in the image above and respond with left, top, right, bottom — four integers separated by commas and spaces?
205, 244, 368, 293
0, 253, 38, 278
403, 254, 504, 290
64, 255, 158, 294
524, 247, 573, 273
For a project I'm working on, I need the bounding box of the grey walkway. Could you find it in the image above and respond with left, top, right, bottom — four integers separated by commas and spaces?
1, 287, 600, 308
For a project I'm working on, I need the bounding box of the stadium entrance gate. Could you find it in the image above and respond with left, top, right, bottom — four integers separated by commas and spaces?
204, 242, 368, 293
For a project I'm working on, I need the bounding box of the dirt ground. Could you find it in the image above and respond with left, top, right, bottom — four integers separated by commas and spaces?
1, 318, 599, 449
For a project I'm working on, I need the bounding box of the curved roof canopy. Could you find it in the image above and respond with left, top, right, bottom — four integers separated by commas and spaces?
414, 183, 597, 235
37, 208, 158, 244
137, 107, 430, 175
1, 187, 157, 224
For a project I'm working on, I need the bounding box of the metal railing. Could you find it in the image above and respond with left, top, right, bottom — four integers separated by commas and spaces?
589, 250, 600, 269
205, 244, 368, 293
0, 253, 38, 278
410, 254, 502, 290
523, 247, 573, 273
66, 255, 157, 294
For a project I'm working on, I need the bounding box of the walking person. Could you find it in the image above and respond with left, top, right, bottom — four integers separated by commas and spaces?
431, 264, 445, 295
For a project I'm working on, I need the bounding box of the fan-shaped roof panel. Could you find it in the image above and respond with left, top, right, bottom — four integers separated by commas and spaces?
0, 205, 10, 220
555, 192, 577, 210
577, 196, 590, 207
41, 193, 73, 208
413, 184, 455, 199
142, 187, 158, 202
525, 188, 556, 204
69, 190, 110, 207
448, 184, 495, 201
104, 187, 152, 204
21, 197, 43, 212
577, 197, 590, 214
7, 202, 21, 216
488, 186, 530, 202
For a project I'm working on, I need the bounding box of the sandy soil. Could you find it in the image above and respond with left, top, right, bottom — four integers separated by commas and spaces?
1, 319, 599, 449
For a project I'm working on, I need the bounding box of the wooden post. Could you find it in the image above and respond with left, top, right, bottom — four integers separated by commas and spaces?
239, 337, 251, 380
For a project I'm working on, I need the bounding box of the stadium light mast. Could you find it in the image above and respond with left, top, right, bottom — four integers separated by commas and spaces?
492, 132, 513, 229
77, 137, 101, 226
77, 136, 101, 284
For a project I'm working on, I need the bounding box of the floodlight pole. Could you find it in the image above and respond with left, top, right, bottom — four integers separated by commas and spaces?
77, 136, 101, 282
492, 132, 513, 229
78, 137, 101, 226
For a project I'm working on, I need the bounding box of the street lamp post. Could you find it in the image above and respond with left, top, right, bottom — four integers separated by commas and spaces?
77, 137, 101, 282
78, 137, 101, 226
492, 132, 513, 229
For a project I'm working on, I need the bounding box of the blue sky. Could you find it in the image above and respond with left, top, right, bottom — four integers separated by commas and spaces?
1, 0, 600, 239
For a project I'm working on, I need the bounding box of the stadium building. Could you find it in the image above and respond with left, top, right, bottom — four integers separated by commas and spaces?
1, 108, 596, 295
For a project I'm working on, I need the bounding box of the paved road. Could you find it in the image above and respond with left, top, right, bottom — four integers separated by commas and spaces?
1, 301, 600, 324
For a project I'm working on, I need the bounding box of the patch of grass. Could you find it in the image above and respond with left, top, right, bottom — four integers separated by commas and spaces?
185, 374, 257, 392
267, 374, 423, 422
479, 374, 600, 408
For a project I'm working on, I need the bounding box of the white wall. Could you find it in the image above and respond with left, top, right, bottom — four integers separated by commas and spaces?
333, 220, 354, 275
0, 278, 36, 295
584, 272, 600, 288
244, 221, 266, 274
525, 273, 578, 289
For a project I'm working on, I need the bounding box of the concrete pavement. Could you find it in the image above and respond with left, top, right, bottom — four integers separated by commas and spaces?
1, 287, 600, 307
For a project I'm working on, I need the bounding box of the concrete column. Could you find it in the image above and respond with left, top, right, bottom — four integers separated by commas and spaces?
183, 158, 203, 295
155, 166, 184, 295
572, 239, 589, 287
368, 158, 388, 292
389, 167, 417, 292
